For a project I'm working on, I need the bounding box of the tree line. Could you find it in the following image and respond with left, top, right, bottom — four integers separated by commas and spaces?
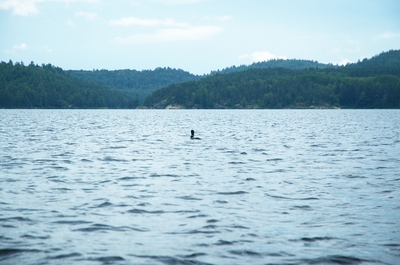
143, 50, 400, 109
0, 61, 137, 108
68, 67, 201, 103
1, 50, 399, 109
211, 59, 337, 75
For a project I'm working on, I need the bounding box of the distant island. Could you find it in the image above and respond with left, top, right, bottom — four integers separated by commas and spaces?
1, 50, 399, 109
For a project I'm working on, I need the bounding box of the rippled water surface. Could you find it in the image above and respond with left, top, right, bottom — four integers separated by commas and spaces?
1, 109, 399, 265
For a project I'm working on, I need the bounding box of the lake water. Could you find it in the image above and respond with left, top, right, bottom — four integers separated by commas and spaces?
1, 109, 399, 265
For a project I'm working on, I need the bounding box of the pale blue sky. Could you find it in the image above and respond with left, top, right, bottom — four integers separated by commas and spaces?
1, 0, 399, 74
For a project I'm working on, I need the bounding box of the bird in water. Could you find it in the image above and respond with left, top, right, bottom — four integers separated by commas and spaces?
190, 130, 201, 140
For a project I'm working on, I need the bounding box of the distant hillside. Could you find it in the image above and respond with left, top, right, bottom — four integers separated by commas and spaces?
3, 50, 399, 109
212, 59, 336, 75
0, 61, 132, 108
68, 67, 202, 103
348, 49, 400, 68
143, 50, 400, 109
65, 59, 343, 103
68, 60, 336, 102
213, 50, 400, 75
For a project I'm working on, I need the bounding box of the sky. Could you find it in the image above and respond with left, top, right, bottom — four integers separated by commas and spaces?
1, 0, 399, 75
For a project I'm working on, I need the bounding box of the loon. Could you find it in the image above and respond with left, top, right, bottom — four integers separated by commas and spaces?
190, 130, 201, 140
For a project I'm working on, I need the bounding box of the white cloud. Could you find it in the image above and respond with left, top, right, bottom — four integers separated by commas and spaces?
58, 0, 98, 3
66, 19, 76, 26
330, 57, 352, 66
328, 47, 355, 65
13, 43, 27, 50
239, 51, 286, 62
336, 59, 351, 66
110, 17, 189, 27
0, 0, 42, 16
202, 15, 233, 22
112, 26, 223, 44
374, 31, 400, 40
152, 0, 201, 5
43, 45, 53, 53
4, 43, 28, 55
75, 11, 97, 20
110, 16, 223, 43
0, 0, 98, 16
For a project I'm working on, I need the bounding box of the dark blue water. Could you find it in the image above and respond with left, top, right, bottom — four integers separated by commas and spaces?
1, 109, 399, 265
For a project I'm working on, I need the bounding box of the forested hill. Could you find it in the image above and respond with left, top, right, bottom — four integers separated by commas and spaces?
65, 51, 398, 104
143, 50, 400, 109
0, 61, 134, 108
68, 61, 332, 101
68, 67, 202, 102
347, 49, 400, 68
211, 59, 336, 75
2, 49, 399, 109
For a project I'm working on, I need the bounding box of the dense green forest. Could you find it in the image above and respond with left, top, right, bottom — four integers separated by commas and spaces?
143, 50, 400, 109
1, 50, 399, 109
0, 61, 135, 108
68, 67, 201, 103
68, 60, 334, 100
211, 59, 336, 75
